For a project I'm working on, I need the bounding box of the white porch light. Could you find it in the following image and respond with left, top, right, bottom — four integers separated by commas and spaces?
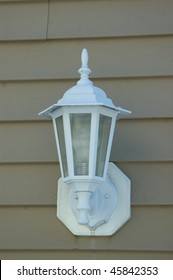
39, 49, 131, 236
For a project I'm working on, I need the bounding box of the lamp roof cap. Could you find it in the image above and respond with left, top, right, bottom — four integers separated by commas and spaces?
39, 49, 131, 118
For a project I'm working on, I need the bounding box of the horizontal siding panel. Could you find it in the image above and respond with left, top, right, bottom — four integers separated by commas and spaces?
0, 206, 172, 251
48, 0, 173, 38
0, 162, 173, 206
0, 1, 47, 2
0, 1, 48, 40
118, 162, 173, 206
1, 0, 173, 40
0, 80, 71, 121
0, 164, 59, 206
0, 206, 75, 250
0, 37, 173, 81
0, 120, 172, 163
112, 119, 173, 162
1, 250, 173, 260
1, 77, 173, 121
0, 122, 56, 163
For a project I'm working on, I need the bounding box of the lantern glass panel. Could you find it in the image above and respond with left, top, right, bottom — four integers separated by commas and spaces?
95, 114, 112, 177
70, 113, 91, 176
56, 116, 68, 177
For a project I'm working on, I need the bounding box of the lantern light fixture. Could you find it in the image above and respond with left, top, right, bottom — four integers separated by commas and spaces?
39, 49, 131, 236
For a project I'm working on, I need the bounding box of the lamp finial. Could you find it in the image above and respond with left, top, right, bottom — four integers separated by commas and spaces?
78, 48, 92, 84
81, 48, 88, 67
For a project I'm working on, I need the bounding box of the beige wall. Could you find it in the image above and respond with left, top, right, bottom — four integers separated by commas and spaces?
0, 0, 173, 259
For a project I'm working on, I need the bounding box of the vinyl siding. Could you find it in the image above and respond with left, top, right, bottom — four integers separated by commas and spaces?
0, 162, 173, 206
1, 0, 173, 40
0, 120, 172, 162
0, 0, 173, 260
0, 78, 173, 121
0, 37, 173, 80
0, 206, 173, 251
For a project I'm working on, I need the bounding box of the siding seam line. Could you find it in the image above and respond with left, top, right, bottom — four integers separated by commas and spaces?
46, 0, 50, 40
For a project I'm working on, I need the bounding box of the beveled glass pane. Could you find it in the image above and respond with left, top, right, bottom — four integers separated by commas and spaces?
70, 113, 91, 175
95, 114, 112, 177
56, 116, 68, 177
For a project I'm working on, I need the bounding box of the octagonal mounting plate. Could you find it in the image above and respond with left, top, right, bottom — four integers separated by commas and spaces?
57, 162, 131, 236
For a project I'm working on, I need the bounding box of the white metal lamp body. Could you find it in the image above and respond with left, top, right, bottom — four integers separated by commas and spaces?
39, 49, 131, 236
51, 105, 118, 231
